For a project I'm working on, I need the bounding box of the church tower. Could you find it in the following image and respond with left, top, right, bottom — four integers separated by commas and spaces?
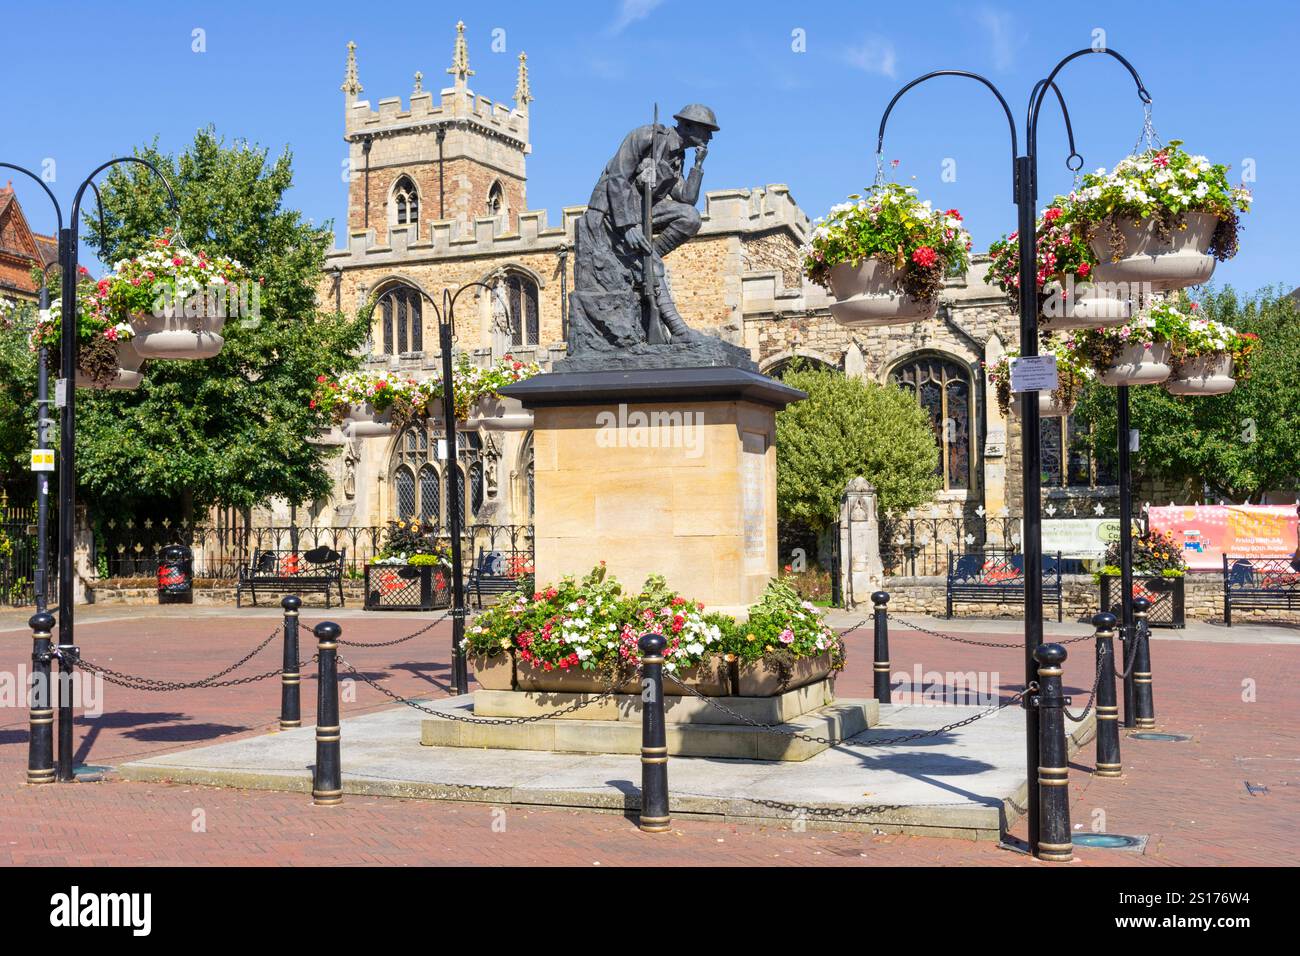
341, 22, 531, 245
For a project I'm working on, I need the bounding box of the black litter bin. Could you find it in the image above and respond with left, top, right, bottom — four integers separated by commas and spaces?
158, 544, 194, 604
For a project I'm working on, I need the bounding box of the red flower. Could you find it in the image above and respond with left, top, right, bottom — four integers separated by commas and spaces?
944, 208, 963, 220
1077, 262, 1091, 277
317, 374, 327, 383
1153, 151, 1169, 168
911, 246, 938, 269
1043, 207, 1063, 222
309, 399, 317, 408
77, 265, 90, 276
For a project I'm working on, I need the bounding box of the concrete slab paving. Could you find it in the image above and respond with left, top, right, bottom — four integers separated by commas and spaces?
118, 694, 1092, 841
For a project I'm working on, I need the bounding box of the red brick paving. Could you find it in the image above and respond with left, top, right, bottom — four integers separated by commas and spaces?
0, 607, 1294, 866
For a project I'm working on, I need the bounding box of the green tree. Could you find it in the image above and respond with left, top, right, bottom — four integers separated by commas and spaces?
0, 297, 39, 482
76, 127, 368, 519
775, 365, 941, 532
1073, 286, 1300, 502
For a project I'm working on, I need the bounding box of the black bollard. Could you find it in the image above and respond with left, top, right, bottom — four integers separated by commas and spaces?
871, 591, 892, 704
279, 595, 302, 730
312, 622, 342, 807
1132, 597, 1156, 729
1032, 643, 1073, 862
25, 612, 56, 785
1092, 612, 1122, 778
637, 632, 670, 833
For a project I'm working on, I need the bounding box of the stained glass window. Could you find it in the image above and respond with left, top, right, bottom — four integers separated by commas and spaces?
891, 355, 973, 491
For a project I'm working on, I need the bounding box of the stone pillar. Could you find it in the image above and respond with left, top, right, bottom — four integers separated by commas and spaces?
839, 477, 883, 610
983, 335, 1009, 516
73, 505, 94, 605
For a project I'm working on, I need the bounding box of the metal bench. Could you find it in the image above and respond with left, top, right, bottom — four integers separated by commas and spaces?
1223, 555, 1300, 626
237, 545, 346, 608
945, 549, 1064, 622
466, 548, 532, 609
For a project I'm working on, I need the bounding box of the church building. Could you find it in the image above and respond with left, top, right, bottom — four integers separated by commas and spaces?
311, 23, 1121, 572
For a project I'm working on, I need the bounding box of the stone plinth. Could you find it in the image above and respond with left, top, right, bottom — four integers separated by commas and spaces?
502, 367, 805, 614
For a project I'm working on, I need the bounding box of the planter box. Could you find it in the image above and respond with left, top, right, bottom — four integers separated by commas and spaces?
1099, 573, 1186, 628
737, 650, 836, 697
472, 651, 515, 690
827, 259, 937, 328
363, 563, 451, 611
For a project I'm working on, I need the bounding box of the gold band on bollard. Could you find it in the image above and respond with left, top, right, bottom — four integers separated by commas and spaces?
279, 720, 302, 729
638, 815, 671, 833
641, 655, 663, 665
1036, 840, 1074, 861
1036, 665, 1063, 678
873, 662, 891, 671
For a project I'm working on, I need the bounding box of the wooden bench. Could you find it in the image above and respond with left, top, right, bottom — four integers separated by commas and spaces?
466, 548, 533, 609
1223, 554, 1300, 626
945, 549, 1064, 622
237, 546, 346, 608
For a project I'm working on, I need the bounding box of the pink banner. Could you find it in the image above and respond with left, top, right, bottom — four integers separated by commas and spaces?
1147, 505, 1298, 570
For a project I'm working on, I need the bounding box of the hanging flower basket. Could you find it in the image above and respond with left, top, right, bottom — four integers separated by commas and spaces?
826, 259, 937, 326
75, 338, 144, 390
129, 308, 227, 360
1165, 351, 1235, 395
987, 340, 1092, 420
342, 401, 393, 438
805, 182, 971, 329
107, 231, 250, 361
1071, 141, 1251, 293
1098, 341, 1172, 386
465, 394, 533, 431
1087, 211, 1219, 292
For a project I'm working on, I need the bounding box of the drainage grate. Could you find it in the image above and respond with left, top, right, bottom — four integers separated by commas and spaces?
1130, 732, 1191, 742
1072, 832, 1148, 851
1245, 781, 1270, 796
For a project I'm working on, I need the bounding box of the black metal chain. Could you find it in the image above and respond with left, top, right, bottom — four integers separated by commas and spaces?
319, 612, 450, 648
837, 617, 872, 635
1113, 624, 1142, 680
1062, 647, 1104, 723
63, 646, 318, 692
887, 613, 1096, 648
334, 655, 628, 725
662, 670, 1034, 747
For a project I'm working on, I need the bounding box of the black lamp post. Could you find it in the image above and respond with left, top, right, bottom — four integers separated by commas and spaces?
875, 48, 1150, 857
3, 157, 178, 781
370, 278, 501, 695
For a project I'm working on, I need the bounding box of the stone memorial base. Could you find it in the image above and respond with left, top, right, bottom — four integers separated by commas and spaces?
500, 366, 805, 615
419, 678, 878, 761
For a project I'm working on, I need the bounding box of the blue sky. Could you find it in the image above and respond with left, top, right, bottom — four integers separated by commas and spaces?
2, 0, 1294, 293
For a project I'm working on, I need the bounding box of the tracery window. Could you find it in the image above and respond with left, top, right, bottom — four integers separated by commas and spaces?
891, 355, 973, 491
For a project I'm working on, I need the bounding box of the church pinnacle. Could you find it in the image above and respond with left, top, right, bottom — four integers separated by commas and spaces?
340, 40, 363, 96
447, 20, 474, 86
514, 52, 533, 108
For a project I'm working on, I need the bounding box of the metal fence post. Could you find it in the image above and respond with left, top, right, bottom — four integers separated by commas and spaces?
312, 621, 342, 806
1092, 612, 1122, 778
871, 590, 892, 704
637, 632, 670, 833
25, 612, 56, 785
280, 595, 302, 730
1032, 643, 1073, 862
1132, 596, 1155, 729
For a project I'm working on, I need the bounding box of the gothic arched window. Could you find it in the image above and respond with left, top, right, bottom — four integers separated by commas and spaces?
389, 421, 484, 527
378, 283, 423, 356
393, 176, 419, 226
486, 180, 504, 217
504, 272, 539, 347
891, 354, 973, 491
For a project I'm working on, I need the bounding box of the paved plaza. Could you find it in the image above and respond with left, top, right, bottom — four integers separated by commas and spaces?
0, 604, 1294, 866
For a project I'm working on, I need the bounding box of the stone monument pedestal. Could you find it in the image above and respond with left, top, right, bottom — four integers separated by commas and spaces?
502, 367, 805, 615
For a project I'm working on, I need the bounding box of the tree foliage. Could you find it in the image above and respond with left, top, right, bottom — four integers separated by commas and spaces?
775, 365, 941, 532
75, 127, 368, 516
1072, 286, 1300, 502
0, 298, 39, 482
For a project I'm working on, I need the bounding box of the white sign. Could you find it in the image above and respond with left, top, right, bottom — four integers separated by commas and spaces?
1010, 354, 1059, 393
55, 379, 67, 408
30, 448, 55, 472
1026, 517, 1121, 558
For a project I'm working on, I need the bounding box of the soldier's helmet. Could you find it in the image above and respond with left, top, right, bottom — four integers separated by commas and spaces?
673, 104, 720, 132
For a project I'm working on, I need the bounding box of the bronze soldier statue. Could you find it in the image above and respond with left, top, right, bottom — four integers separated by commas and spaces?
563, 104, 754, 370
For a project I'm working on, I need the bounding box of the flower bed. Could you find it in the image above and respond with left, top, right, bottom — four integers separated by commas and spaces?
803, 183, 971, 327
465, 564, 844, 697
